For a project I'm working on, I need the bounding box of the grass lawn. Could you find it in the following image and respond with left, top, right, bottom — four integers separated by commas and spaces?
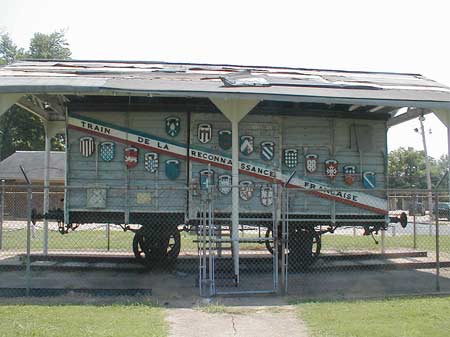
322, 234, 448, 252
298, 296, 450, 337
0, 304, 167, 337
2, 228, 449, 254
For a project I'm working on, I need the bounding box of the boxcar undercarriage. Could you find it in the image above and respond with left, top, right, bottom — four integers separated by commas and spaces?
32, 209, 406, 269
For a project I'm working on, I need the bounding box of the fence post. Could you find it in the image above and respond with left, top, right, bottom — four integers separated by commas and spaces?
413, 195, 417, 249
282, 186, 289, 294
279, 186, 286, 295
272, 184, 279, 294
26, 185, 32, 296
106, 223, 110, 251
435, 192, 440, 292
0, 179, 4, 250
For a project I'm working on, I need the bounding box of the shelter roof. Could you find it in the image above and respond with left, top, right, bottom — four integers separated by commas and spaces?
1, 60, 450, 123
1, 60, 449, 108
0, 151, 65, 182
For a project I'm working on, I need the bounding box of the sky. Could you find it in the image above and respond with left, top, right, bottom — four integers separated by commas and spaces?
1, 0, 449, 159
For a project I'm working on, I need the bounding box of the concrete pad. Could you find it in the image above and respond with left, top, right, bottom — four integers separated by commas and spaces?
166, 306, 308, 337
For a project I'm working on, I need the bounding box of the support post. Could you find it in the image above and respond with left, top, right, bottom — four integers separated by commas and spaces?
43, 122, 51, 255
0, 179, 4, 250
448, 120, 450, 204
230, 118, 240, 284
209, 98, 259, 286
432, 109, 450, 205
418, 115, 433, 218
41, 120, 64, 255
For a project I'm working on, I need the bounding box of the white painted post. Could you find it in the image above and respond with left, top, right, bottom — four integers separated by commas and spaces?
448, 120, 450, 205
42, 121, 64, 255
43, 122, 51, 255
0, 179, 4, 250
231, 118, 240, 283
209, 98, 259, 286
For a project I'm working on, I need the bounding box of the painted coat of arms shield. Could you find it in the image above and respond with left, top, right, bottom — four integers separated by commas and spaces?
218, 130, 232, 150
343, 165, 357, 185
165, 159, 181, 180
239, 180, 254, 201
305, 154, 318, 173
144, 152, 159, 173
240, 136, 254, 156
363, 171, 376, 189
260, 141, 275, 161
283, 149, 298, 168
80, 136, 95, 157
199, 169, 215, 189
99, 141, 115, 162
124, 147, 139, 168
198, 124, 212, 144
218, 174, 232, 195
260, 185, 274, 207
165, 117, 180, 137
325, 159, 338, 180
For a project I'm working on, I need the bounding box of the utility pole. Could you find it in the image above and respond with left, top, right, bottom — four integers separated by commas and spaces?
0, 130, 3, 161
417, 114, 433, 217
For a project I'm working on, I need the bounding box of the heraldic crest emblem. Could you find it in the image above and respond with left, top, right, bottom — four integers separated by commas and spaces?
124, 147, 139, 168
260, 141, 275, 161
99, 142, 115, 162
218, 174, 232, 195
239, 181, 254, 201
325, 159, 338, 179
144, 152, 159, 173
305, 154, 318, 173
165, 117, 180, 137
260, 184, 274, 207
218, 130, 232, 150
343, 165, 356, 185
240, 135, 254, 156
80, 136, 95, 157
165, 159, 181, 180
363, 171, 376, 189
283, 149, 298, 168
197, 124, 212, 144
199, 169, 215, 190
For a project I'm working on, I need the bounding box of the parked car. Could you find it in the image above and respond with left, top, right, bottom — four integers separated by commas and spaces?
438, 202, 450, 220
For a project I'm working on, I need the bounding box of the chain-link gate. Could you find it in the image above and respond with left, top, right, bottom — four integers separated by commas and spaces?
198, 184, 280, 296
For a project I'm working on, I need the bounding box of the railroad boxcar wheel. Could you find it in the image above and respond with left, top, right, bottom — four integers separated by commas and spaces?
288, 227, 321, 270
132, 228, 181, 265
265, 227, 282, 256
265, 226, 321, 262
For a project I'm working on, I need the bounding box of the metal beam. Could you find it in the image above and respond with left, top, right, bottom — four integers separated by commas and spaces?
16, 96, 49, 121
0, 94, 22, 116
387, 107, 432, 128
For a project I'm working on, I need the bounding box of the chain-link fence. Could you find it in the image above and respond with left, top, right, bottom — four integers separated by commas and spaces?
284, 188, 449, 300
0, 184, 449, 299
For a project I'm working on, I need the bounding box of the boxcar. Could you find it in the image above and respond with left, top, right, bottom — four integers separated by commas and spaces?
64, 96, 398, 266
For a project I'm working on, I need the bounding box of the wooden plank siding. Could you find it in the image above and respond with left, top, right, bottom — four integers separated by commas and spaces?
66, 108, 387, 219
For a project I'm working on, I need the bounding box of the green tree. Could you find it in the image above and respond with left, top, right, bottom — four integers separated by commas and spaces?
388, 146, 443, 189
0, 33, 26, 65
28, 30, 71, 59
0, 30, 70, 160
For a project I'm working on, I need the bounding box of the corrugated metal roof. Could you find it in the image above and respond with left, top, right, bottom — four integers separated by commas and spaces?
0, 151, 65, 181
1, 60, 450, 109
